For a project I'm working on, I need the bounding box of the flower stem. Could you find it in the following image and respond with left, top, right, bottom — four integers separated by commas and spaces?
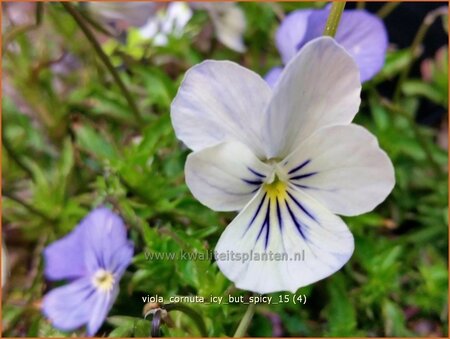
60, 2, 144, 125
377, 2, 400, 19
3, 192, 55, 223
233, 298, 257, 337
323, 2, 346, 37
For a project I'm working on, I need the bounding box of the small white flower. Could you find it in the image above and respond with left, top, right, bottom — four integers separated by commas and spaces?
139, 2, 193, 45
170, 37, 395, 294
193, 2, 247, 53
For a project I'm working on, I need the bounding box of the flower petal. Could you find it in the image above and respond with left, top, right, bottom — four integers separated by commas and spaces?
275, 9, 312, 65
282, 124, 395, 216
185, 141, 272, 212
87, 287, 119, 336
81, 207, 132, 274
210, 4, 247, 53
42, 278, 99, 332
43, 224, 87, 281
171, 60, 272, 158
301, 9, 388, 82
215, 186, 354, 294
264, 37, 361, 158
109, 241, 134, 277
264, 66, 284, 88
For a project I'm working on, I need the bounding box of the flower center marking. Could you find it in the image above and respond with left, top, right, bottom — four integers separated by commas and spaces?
92, 269, 115, 292
263, 177, 287, 201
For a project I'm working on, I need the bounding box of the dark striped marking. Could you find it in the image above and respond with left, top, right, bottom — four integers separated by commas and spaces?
244, 193, 267, 235
290, 172, 317, 180
285, 201, 306, 240
242, 178, 263, 186
247, 167, 266, 178
288, 159, 311, 175
286, 191, 316, 222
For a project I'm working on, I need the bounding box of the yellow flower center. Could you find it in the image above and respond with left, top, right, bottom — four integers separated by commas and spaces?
92, 269, 115, 292
263, 178, 287, 201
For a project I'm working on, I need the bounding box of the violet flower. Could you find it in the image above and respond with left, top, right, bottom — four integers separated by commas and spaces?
42, 207, 133, 336
171, 37, 394, 294
266, 7, 388, 86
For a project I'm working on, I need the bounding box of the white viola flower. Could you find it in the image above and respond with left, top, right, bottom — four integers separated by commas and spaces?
139, 2, 193, 45
171, 37, 395, 294
192, 2, 247, 53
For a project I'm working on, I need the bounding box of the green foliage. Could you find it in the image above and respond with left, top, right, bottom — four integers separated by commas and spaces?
2, 2, 448, 338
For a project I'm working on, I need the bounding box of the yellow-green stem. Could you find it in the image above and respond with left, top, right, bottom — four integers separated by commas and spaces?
323, 2, 346, 37
233, 299, 256, 337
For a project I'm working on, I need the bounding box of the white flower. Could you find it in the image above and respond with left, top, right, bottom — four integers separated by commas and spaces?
192, 2, 247, 53
139, 2, 193, 45
170, 37, 395, 294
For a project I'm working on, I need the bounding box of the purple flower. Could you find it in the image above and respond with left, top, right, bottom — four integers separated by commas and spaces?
42, 207, 133, 336
266, 7, 388, 86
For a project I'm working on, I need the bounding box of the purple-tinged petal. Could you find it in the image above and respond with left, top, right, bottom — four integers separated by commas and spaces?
87, 287, 119, 336
264, 66, 284, 88
336, 10, 388, 82
264, 37, 361, 158
109, 241, 134, 277
42, 277, 99, 332
275, 9, 313, 65
43, 224, 87, 281
171, 60, 272, 158
80, 207, 131, 274
299, 9, 388, 82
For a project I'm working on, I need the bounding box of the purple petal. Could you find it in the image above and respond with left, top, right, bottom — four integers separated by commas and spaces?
80, 207, 132, 274
43, 224, 87, 281
299, 9, 388, 82
275, 9, 312, 65
335, 10, 388, 82
109, 241, 134, 277
264, 66, 284, 88
42, 277, 99, 333
87, 287, 119, 336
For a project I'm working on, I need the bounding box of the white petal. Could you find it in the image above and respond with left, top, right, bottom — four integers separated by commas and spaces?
264, 37, 361, 158
185, 141, 272, 212
282, 124, 395, 216
171, 60, 272, 157
211, 5, 247, 53
215, 185, 354, 294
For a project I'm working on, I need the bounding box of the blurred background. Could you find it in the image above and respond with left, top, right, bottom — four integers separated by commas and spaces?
2, 2, 448, 337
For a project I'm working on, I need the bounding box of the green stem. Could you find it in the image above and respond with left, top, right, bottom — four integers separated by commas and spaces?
2, 134, 34, 178
3, 192, 55, 223
377, 2, 400, 19
233, 298, 257, 337
323, 2, 346, 37
61, 2, 144, 125
393, 7, 448, 101
164, 303, 208, 337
